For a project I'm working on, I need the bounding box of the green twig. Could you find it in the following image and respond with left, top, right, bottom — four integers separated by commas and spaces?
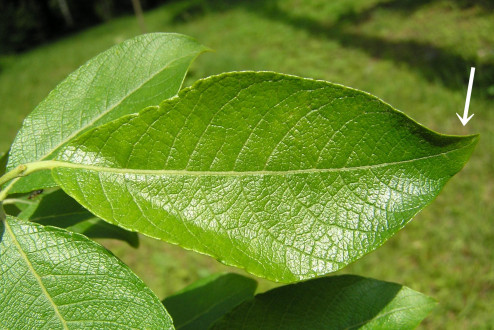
0, 161, 59, 202
0, 165, 27, 187
0, 178, 20, 202
0, 165, 28, 202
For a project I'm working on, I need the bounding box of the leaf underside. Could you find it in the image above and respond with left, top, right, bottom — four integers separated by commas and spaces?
211, 275, 436, 329
51, 71, 477, 282
0, 216, 171, 329
6, 33, 207, 193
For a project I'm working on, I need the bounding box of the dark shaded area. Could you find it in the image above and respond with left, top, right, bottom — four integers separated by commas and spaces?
162, 273, 257, 329
0, 149, 9, 178
170, 0, 494, 98
1, 189, 139, 247
376, 0, 494, 12
0, 0, 171, 54
212, 275, 414, 329
26, 189, 93, 227
69, 219, 140, 248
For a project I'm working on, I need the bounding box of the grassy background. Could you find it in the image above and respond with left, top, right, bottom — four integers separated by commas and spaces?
1, 0, 493, 328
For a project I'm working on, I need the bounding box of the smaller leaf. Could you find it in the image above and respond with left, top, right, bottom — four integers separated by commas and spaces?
6, 33, 208, 193
68, 218, 139, 248
1, 189, 52, 217
17, 189, 91, 225
212, 275, 436, 330
0, 216, 172, 329
163, 273, 257, 330
17, 189, 138, 246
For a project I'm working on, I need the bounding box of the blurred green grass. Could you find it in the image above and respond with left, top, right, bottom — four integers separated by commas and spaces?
1, 0, 493, 328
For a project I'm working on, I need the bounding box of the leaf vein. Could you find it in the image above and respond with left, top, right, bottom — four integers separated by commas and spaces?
4, 219, 69, 329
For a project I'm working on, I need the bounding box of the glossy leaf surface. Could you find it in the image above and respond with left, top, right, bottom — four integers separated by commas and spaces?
0, 216, 171, 329
212, 275, 436, 329
163, 273, 257, 330
52, 72, 478, 282
7, 33, 207, 193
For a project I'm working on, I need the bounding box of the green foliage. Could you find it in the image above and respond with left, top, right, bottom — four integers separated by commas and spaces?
0, 216, 172, 329
16, 189, 139, 247
6, 33, 207, 193
0, 32, 477, 328
50, 71, 476, 282
163, 273, 257, 330
212, 275, 437, 330
16, 189, 94, 224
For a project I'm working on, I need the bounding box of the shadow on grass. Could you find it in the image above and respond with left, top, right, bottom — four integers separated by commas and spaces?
376, 0, 494, 12
169, 0, 494, 98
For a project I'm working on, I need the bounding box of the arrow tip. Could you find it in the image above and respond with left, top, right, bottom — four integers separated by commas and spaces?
457, 112, 474, 126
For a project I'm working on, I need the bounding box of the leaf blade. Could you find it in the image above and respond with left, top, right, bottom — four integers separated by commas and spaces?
211, 275, 436, 329
15, 189, 139, 246
52, 72, 478, 282
7, 33, 207, 193
162, 273, 257, 330
68, 218, 139, 248
0, 216, 171, 329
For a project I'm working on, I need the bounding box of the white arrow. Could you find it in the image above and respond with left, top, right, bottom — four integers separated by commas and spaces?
457, 67, 475, 126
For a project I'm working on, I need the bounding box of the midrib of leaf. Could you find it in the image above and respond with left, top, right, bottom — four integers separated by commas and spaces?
3, 219, 69, 329
2, 198, 36, 205
39, 52, 197, 162
25, 144, 470, 177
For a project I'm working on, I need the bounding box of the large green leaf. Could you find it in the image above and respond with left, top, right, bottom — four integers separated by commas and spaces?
211, 275, 436, 329
50, 72, 477, 282
0, 216, 171, 329
163, 273, 257, 330
6, 33, 207, 193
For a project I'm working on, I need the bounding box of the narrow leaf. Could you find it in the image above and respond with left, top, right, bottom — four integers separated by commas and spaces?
67, 218, 139, 248
17, 189, 92, 225
162, 273, 257, 330
6, 33, 207, 193
52, 72, 478, 282
211, 275, 436, 330
17, 189, 138, 247
0, 216, 172, 329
